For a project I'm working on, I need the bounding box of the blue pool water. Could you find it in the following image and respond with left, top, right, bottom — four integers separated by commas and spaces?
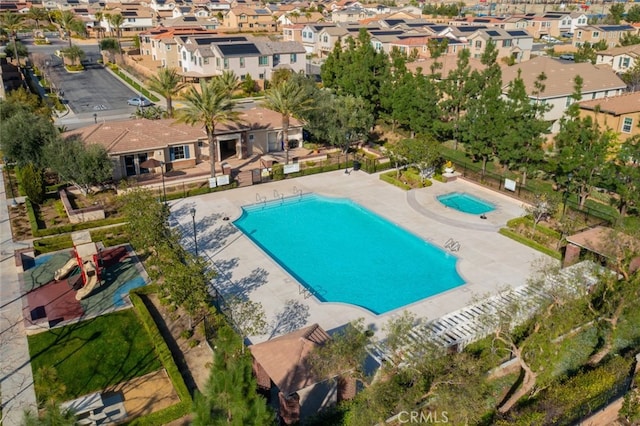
113, 276, 146, 308
437, 192, 496, 215
234, 194, 465, 315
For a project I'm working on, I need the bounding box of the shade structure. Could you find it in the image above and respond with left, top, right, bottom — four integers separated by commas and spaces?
139, 158, 163, 169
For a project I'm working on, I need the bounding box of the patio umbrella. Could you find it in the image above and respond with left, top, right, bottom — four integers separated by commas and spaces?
139, 158, 167, 203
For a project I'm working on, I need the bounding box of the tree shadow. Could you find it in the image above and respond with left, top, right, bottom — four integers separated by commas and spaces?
269, 299, 310, 340
214, 267, 269, 300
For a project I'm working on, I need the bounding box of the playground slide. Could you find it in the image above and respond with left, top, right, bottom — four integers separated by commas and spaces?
75, 261, 99, 301
54, 259, 78, 281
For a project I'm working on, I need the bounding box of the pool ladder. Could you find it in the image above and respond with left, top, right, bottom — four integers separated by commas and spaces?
256, 193, 267, 206
293, 186, 303, 198
444, 238, 461, 252
274, 189, 284, 203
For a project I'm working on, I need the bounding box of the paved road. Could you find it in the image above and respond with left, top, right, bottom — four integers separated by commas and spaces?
0, 169, 36, 426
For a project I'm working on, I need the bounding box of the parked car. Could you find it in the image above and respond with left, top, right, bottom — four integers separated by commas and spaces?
127, 97, 152, 107
559, 54, 575, 61
541, 35, 560, 44
560, 32, 574, 38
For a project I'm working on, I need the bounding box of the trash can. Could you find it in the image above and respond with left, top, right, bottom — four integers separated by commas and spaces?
353, 160, 361, 171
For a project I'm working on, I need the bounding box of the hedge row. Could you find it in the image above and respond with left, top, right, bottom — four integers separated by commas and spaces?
506, 217, 562, 239
499, 228, 562, 260
33, 225, 130, 255
127, 290, 192, 425
164, 181, 238, 202
110, 66, 160, 102
380, 171, 412, 191
272, 161, 347, 181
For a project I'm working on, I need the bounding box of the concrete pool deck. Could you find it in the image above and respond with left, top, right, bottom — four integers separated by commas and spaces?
169, 171, 555, 344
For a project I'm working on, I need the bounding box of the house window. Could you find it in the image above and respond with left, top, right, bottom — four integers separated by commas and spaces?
166, 45, 171, 50
169, 145, 190, 161
259, 56, 268, 66
622, 117, 633, 133
259, 73, 264, 79
323, 35, 328, 42
127, 18, 135, 23
182, 51, 186, 60
223, 58, 229, 69
240, 57, 245, 67
198, 57, 202, 66
502, 39, 512, 47
475, 40, 482, 48
204, 58, 209, 64
216, 57, 220, 67
249, 134, 254, 142
565, 97, 574, 107
577, 31, 582, 39
619, 57, 631, 68
592, 31, 599, 38
290, 53, 297, 63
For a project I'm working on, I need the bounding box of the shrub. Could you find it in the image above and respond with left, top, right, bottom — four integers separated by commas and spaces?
19, 164, 45, 204
499, 228, 562, 259
180, 329, 193, 340
188, 339, 199, 348
379, 171, 412, 191
272, 163, 284, 180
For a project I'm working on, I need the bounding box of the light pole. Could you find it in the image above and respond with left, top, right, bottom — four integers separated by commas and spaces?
190, 208, 198, 257
160, 161, 167, 205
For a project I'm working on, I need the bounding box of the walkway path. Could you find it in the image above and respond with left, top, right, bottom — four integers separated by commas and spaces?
0, 166, 37, 425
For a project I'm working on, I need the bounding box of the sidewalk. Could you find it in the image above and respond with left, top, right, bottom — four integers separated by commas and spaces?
0, 166, 37, 426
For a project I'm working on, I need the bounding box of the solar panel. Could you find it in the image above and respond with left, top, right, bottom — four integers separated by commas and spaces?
194, 36, 248, 45
508, 30, 529, 37
255, 9, 270, 15
184, 16, 197, 21
217, 43, 261, 56
486, 30, 500, 36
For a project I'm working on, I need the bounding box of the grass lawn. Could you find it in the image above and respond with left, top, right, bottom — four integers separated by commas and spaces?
28, 309, 162, 400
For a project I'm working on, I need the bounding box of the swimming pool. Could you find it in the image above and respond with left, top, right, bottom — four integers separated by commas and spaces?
234, 194, 465, 315
437, 192, 496, 215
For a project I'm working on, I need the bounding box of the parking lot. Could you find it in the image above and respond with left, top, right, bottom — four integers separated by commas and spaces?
46, 55, 140, 115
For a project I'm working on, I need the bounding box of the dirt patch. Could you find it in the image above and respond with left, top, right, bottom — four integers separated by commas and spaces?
9, 203, 33, 240
147, 293, 213, 393
108, 370, 180, 419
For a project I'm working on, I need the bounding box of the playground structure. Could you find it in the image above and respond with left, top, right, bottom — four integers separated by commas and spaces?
54, 231, 102, 301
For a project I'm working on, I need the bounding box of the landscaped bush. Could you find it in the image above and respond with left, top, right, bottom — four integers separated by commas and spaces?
31, 216, 126, 238
499, 228, 562, 260
380, 171, 411, 191
164, 181, 238, 202
128, 291, 192, 425
33, 225, 129, 255
506, 217, 562, 239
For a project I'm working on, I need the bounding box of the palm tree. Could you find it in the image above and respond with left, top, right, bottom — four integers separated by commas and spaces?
147, 68, 186, 118
62, 45, 85, 66
175, 79, 240, 178
1, 12, 24, 67
26, 7, 49, 32
218, 70, 240, 94
262, 79, 314, 164
107, 13, 125, 62
56, 10, 78, 48
94, 11, 104, 39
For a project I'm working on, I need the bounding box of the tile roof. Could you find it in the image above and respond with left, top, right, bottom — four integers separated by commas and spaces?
406, 55, 486, 77
65, 108, 301, 155
254, 40, 306, 54
578, 91, 640, 116
249, 324, 332, 395
501, 56, 626, 98
599, 44, 640, 57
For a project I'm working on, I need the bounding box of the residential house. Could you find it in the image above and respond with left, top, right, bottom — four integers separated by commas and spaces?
556, 11, 588, 33
330, 6, 376, 23
161, 15, 219, 30
250, 324, 356, 425
406, 54, 486, 78
100, 6, 155, 36
578, 92, 640, 143
301, 23, 338, 53
224, 6, 276, 32
521, 14, 561, 38
595, 44, 640, 74
177, 35, 306, 81
282, 23, 305, 43
501, 56, 627, 133
65, 108, 303, 181
574, 25, 637, 48
466, 28, 532, 62
316, 26, 350, 57
139, 27, 218, 68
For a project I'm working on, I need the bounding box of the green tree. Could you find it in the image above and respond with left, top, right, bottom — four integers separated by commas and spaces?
19, 163, 45, 204
218, 70, 240, 94
392, 137, 441, 182
4, 87, 51, 117
552, 77, 614, 209
61, 44, 85, 66
627, 4, 640, 23
3, 41, 28, 66
497, 70, 550, 185
601, 135, 640, 219
223, 297, 268, 351
27, 7, 50, 32
622, 60, 640, 92
99, 37, 120, 63
0, 107, 58, 168
575, 41, 606, 64
241, 73, 257, 96
107, 13, 125, 62
56, 10, 78, 48
120, 187, 170, 256
192, 324, 273, 425
146, 68, 186, 117
440, 48, 473, 149
607, 3, 625, 24
44, 136, 113, 195
262, 78, 315, 163
1, 12, 25, 67
22, 403, 76, 426
269, 68, 293, 88
620, 32, 640, 46
321, 29, 390, 118
176, 79, 239, 177
459, 41, 506, 175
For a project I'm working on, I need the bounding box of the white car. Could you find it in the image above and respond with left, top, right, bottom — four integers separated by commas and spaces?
127, 97, 152, 107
